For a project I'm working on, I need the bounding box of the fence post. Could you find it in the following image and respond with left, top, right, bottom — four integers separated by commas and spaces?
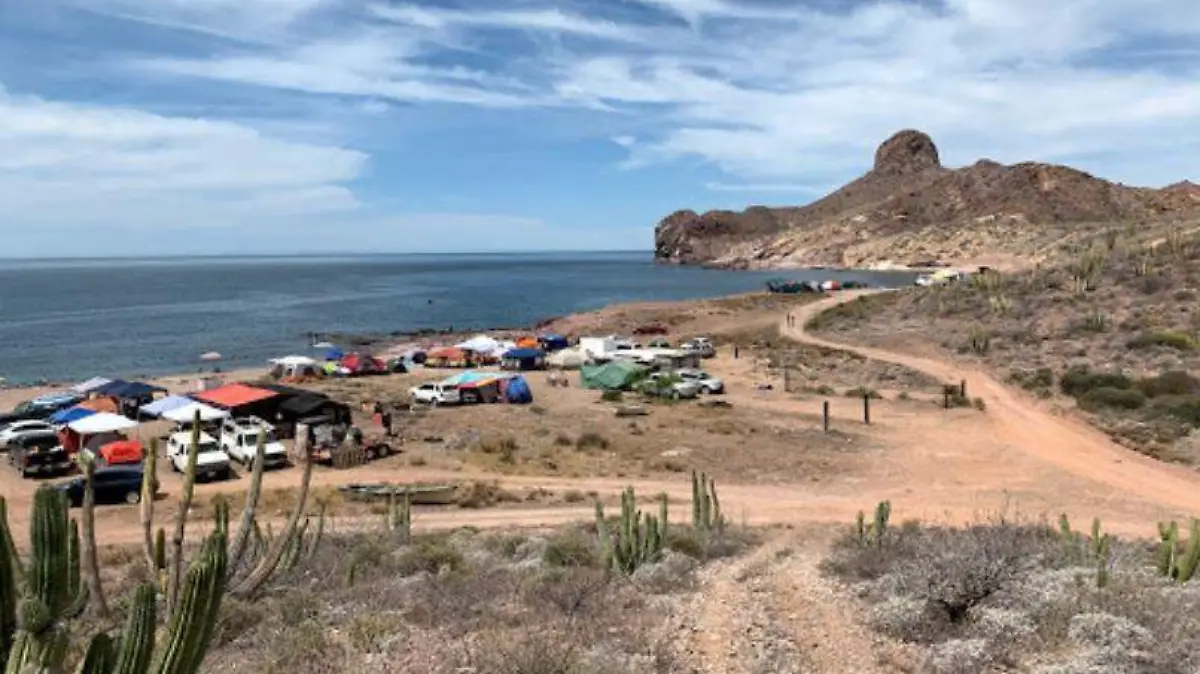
863, 394, 870, 425
943, 388, 950, 409
823, 400, 830, 432
960, 379, 967, 398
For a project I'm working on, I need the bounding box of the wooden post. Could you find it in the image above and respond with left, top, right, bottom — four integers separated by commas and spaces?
784, 365, 790, 393
960, 379, 967, 398
863, 394, 870, 425
823, 400, 830, 432
943, 389, 950, 409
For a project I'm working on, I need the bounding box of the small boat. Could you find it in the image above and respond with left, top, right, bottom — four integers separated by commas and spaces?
337, 482, 458, 505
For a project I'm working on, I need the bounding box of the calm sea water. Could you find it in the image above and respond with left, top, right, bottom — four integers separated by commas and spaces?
0, 252, 915, 384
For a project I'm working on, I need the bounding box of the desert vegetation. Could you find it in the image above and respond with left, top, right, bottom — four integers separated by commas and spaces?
824, 502, 1200, 673
808, 224, 1200, 462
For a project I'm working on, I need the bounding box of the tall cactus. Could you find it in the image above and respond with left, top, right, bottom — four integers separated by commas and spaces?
78, 454, 110, 618
869, 501, 891, 547
387, 490, 412, 545
140, 439, 159, 577
1159, 518, 1200, 583
227, 432, 266, 577
307, 500, 327, 560
691, 471, 723, 535
230, 448, 314, 598
0, 499, 16, 666
595, 487, 666, 575
168, 411, 203, 612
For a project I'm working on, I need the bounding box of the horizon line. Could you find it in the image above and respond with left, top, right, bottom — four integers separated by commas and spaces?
0, 249, 651, 262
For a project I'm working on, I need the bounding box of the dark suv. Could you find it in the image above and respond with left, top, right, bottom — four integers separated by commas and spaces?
58, 465, 148, 507
9, 431, 71, 478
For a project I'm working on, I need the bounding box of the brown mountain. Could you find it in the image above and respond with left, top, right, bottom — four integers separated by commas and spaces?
654, 130, 1200, 269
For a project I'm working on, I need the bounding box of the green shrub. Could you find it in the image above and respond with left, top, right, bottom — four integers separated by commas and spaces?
395, 539, 465, 576
542, 530, 599, 568
1127, 330, 1196, 351
1149, 395, 1200, 426
845, 386, 882, 399
1137, 371, 1200, 398
1008, 367, 1054, 391
600, 390, 623, 402
1079, 387, 1147, 411
1060, 366, 1132, 397
575, 431, 610, 451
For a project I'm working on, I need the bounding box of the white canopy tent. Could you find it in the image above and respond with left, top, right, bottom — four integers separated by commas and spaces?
67, 412, 138, 435
457, 334, 502, 353
271, 355, 317, 367
163, 402, 229, 423
71, 377, 112, 394
140, 395, 194, 417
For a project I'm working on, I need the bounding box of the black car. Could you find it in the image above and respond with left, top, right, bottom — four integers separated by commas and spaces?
58, 465, 148, 507
0, 394, 82, 426
9, 431, 72, 478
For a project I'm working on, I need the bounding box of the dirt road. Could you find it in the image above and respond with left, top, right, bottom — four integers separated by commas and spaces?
785, 290, 1200, 527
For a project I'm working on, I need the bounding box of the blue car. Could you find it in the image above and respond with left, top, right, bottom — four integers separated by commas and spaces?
57, 465, 149, 507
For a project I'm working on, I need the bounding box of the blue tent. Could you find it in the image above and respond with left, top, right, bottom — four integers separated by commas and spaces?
94, 379, 131, 396
538, 334, 569, 351
505, 376, 533, 404
102, 381, 166, 400
50, 407, 97, 425
324, 347, 345, 361
502, 348, 544, 360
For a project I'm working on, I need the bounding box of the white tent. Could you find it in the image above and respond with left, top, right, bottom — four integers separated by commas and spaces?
271, 355, 316, 367
71, 377, 112, 394
141, 395, 195, 417
457, 334, 502, 353
68, 412, 138, 434
547, 348, 587, 370
163, 402, 229, 423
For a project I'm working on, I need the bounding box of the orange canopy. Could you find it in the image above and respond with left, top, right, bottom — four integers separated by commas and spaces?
193, 383, 278, 408
515, 336, 538, 348
427, 347, 466, 360
78, 397, 119, 414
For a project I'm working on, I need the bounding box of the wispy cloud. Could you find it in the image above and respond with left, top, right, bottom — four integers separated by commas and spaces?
5, 0, 1200, 252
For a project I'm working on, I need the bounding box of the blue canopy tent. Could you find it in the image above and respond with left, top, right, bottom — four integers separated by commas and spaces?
504, 376, 533, 404
500, 348, 545, 371
538, 334, 569, 351
93, 379, 131, 396
324, 347, 345, 361
49, 406, 97, 425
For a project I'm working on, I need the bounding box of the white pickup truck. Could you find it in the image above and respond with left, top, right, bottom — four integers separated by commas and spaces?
220, 418, 289, 470
409, 382, 461, 406
166, 431, 232, 482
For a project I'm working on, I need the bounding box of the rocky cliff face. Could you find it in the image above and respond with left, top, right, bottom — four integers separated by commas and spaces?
654, 130, 1200, 269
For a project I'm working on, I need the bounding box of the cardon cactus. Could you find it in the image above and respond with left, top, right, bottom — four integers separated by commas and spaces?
595, 488, 666, 575
691, 471, 723, 535
1159, 518, 1200, 583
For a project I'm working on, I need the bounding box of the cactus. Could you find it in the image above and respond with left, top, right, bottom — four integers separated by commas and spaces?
154, 529, 166, 572
1094, 533, 1111, 589
227, 432, 266, 577
691, 471, 724, 535
0, 499, 16, 666
78, 454, 110, 618
854, 510, 867, 545
230, 449, 314, 598
76, 633, 115, 674
141, 439, 158, 577
388, 491, 412, 545
307, 500, 327, 560
1155, 519, 1200, 583
868, 501, 891, 547
168, 411, 203, 612
281, 520, 308, 572
595, 487, 666, 575
1158, 521, 1179, 577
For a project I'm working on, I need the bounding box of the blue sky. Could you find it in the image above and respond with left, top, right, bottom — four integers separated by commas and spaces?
2, 0, 1199, 256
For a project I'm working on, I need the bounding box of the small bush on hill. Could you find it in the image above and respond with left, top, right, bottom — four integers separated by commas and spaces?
1008, 367, 1055, 392
1059, 366, 1132, 397
1137, 370, 1200, 398
1126, 330, 1196, 351
600, 390, 623, 402
1148, 394, 1200, 427
575, 431, 610, 451
845, 386, 882, 399
542, 530, 600, 568
1079, 387, 1146, 410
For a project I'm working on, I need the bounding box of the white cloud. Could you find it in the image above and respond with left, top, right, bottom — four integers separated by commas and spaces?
0, 87, 365, 227
68, 0, 327, 43
372, 4, 637, 41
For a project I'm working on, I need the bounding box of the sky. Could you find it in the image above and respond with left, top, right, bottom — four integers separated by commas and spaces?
2, 0, 1199, 256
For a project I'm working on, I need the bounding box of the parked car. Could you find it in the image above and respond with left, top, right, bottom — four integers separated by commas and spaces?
677, 369, 725, 394
647, 338, 671, 348
681, 338, 716, 358
166, 431, 232, 481
0, 420, 55, 449
220, 418, 289, 470
409, 382, 461, 406
57, 465, 150, 507
9, 431, 72, 478
0, 393, 81, 427
641, 373, 702, 400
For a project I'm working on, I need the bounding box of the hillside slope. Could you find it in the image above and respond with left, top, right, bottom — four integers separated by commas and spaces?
655, 130, 1200, 269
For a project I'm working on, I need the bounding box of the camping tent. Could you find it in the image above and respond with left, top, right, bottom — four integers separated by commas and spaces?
140, 395, 195, 418
503, 376, 533, 404
340, 353, 387, 376
440, 371, 501, 387
457, 334, 501, 354
500, 348, 545, 371
538, 334, 570, 351
162, 402, 229, 423
324, 347, 345, 361
269, 356, 320, 380
547, 348, 586, 370
49, 407, 97, 425
71, 377, 112, 394
579, 361, 648, 390
96, 380, 165, 400
77, 397, 120, 414
514, 336, 539, 349
68, 412, 138, 435
192, 384, 278, 417
426, 347, 469, 367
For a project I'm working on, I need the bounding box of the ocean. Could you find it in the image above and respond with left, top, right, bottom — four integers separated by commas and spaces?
0, 252, 916, 384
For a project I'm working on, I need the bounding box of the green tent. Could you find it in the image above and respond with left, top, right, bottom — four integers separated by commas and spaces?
579, 361, 648, 390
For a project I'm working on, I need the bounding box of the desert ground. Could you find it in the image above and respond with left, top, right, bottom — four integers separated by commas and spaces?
7, 288, 1200, 672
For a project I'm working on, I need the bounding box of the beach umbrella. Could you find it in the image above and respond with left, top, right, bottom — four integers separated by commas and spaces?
200, 351, 222, 362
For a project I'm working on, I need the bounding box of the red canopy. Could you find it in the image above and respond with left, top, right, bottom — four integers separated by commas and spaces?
193, 383, 278, 409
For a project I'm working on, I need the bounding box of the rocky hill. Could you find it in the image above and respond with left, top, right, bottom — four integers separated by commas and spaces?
655, 130, 1200, 269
